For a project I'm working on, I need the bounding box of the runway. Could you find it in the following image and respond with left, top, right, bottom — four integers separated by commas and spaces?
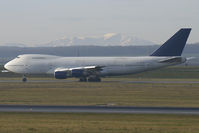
1, 79, 199, 84
120, 80, 199, 84
0, 80, 69, 83
1, 105, 199, 115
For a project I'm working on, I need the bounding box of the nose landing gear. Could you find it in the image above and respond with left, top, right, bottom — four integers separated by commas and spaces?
22, 75, 27, 82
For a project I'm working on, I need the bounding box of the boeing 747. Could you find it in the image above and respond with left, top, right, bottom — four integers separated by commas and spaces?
4, 28, 191, 82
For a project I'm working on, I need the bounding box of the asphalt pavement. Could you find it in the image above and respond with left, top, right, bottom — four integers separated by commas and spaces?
1, 105, 199, 114
1, 79, 199, 84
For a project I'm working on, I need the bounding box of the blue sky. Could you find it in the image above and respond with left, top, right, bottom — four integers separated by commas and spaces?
0, 0, 198, 45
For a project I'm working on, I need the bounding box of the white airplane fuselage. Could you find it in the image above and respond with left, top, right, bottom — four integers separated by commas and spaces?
4, 54, 185, 76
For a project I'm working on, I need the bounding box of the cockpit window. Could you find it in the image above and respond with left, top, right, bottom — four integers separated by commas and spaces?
16, 56, 20, 59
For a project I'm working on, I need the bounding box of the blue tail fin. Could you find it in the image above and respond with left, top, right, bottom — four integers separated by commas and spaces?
151, 28, 191, 56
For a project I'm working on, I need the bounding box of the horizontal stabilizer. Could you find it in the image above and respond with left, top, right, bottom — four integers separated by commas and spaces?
186, 57, 196, 61
158, 57, 186, 63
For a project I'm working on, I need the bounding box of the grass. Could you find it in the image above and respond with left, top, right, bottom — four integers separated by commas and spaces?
0, 112, 199, 133
0, 79, 199, 107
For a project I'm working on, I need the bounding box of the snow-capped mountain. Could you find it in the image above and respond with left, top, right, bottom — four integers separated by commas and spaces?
3, 43, 27, 47
44, 33, 155, 47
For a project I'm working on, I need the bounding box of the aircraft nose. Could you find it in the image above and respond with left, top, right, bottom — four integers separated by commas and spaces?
4, 62, 11, 71
4, 63, 8, 70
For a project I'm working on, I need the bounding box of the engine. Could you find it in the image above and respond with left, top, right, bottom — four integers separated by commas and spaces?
54, 71, 68, 79
54, 69, 85, 79
71, 69, 84, 77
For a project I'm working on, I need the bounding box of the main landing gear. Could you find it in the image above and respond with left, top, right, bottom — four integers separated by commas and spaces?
79, 76, 101, 82
22, 75, 27, 82
88, 76, 101, 82
79, 77, 87, 82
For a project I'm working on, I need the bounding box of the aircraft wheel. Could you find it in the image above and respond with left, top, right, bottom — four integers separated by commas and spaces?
79, 77, 87, 82
22, 75, 27, 82
88, 76, 101, 82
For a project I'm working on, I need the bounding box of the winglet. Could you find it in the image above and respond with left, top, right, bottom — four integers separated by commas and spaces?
151, 28, 191, 56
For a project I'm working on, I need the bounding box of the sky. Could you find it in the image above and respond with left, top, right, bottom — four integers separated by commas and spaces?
0, 0, 198, 45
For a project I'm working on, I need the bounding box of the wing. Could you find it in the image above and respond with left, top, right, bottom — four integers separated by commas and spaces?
54, 66, 104, 79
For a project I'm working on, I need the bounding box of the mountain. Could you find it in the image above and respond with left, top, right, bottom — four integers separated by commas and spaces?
43, 33, 155, 47
1, 34, 198, 47
3, 43, 27, 47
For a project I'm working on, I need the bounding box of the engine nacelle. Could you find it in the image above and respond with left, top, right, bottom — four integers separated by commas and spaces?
54, 71, 68, 79
71, 69, 84, 77
54, 69, 86, 79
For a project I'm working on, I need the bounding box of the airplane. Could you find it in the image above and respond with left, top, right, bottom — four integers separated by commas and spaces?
4, 28, 191, 82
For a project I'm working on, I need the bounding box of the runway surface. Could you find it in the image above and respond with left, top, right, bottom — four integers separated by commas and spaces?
1, 79, 199, 84
1, 105, 199, 114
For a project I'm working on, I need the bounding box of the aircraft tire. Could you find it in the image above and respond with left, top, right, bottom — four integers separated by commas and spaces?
88, 76, 101, 82
22, 77, 27, 82
79, 77, 87, 82
22, 75, 27, 82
